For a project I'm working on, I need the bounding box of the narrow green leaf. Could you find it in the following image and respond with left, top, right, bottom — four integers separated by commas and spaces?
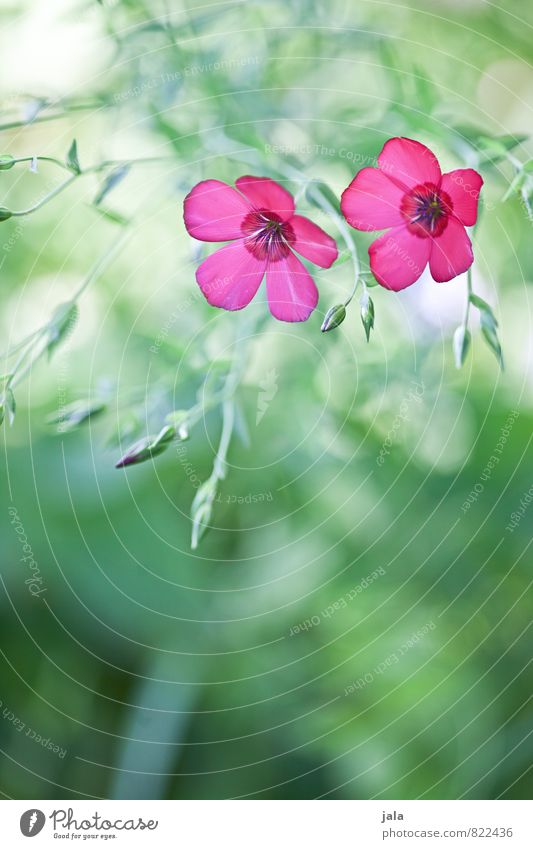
4, 387, 15, 426
413, 65, 437, 114
91, 206, 130, 226
47, 302, 79, 358
190, 477, 218, 549
66, 139, 81, 174
305, 180, 341, 214
480, 313, 504, 368
477, 133, 528, 164
469, 293, 498, 325
502, 171, 526, 202
94, 164, 130, 206
191, 502, 212, 550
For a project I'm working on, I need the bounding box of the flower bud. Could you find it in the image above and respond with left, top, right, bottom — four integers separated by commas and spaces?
321, 303, 346, 332
0, 208, 13, 221
0, 155, 15, 171
115, 425, 175, 468
453, 326, 471, 368
115, 437, 154, 468
360, 292, 375, 342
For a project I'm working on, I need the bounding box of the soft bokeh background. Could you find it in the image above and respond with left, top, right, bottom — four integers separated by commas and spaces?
0, 0, 532, 799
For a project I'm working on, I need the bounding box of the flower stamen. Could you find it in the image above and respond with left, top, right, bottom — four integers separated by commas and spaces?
242, 209, 295, 261
400, 182, 453, 238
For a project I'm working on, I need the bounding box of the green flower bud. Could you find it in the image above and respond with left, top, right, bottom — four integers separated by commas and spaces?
360, 292, 375, 342
321, 303, 346, 332
453, 326, 471, 369
0, 208, 13, 221
150, 424, 175, 449
166, 409, 190, 440
0, 155, 15, 171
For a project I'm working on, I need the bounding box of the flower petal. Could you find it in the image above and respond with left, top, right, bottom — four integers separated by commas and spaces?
340, 167, 406, 231
266, 251, 319, 322
369, 225, 431, 290
196, 240, 266, 310
235, 175, 295, 220
290, 214, 338, 267
440, 169, 483, 227
429, 217, 473, 282
378, 137, 441, 190
184, 179, 250, 242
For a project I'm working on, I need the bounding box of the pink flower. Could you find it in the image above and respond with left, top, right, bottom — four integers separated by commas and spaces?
340, 137, 483, 290
183, 175, 338, 322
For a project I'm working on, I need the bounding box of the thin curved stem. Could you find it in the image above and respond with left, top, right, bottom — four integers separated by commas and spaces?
7, 155, 177, 217
463, 266, 473, 331
9, 155, 72, 172
11, 174, 78, 216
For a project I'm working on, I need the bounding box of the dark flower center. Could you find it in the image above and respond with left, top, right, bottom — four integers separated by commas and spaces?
242, 209, 294, 261
400, 182, 453, 238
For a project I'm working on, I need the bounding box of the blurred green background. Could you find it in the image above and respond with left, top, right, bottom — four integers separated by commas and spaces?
0, 0, 532, 800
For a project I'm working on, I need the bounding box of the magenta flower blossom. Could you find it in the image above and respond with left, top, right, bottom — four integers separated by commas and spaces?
183, 175, 338, 322
340, 137, 483, 290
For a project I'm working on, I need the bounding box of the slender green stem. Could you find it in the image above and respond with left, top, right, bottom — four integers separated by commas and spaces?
1, 326, 46, 360
277, 160, 362, 303
7, 336, 48, 391
212, 313, 255, 475
11, 174, 78, 216
521, 189, 533, 222
0, 101, 105, 133
9, 155, 72, 172
213, 395, 235, 482
7, 155, 177, 218
463, 266, 473, 330
189, 312, 259, 548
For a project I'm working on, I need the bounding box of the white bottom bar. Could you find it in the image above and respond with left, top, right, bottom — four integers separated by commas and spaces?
1, 800, 531, 847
